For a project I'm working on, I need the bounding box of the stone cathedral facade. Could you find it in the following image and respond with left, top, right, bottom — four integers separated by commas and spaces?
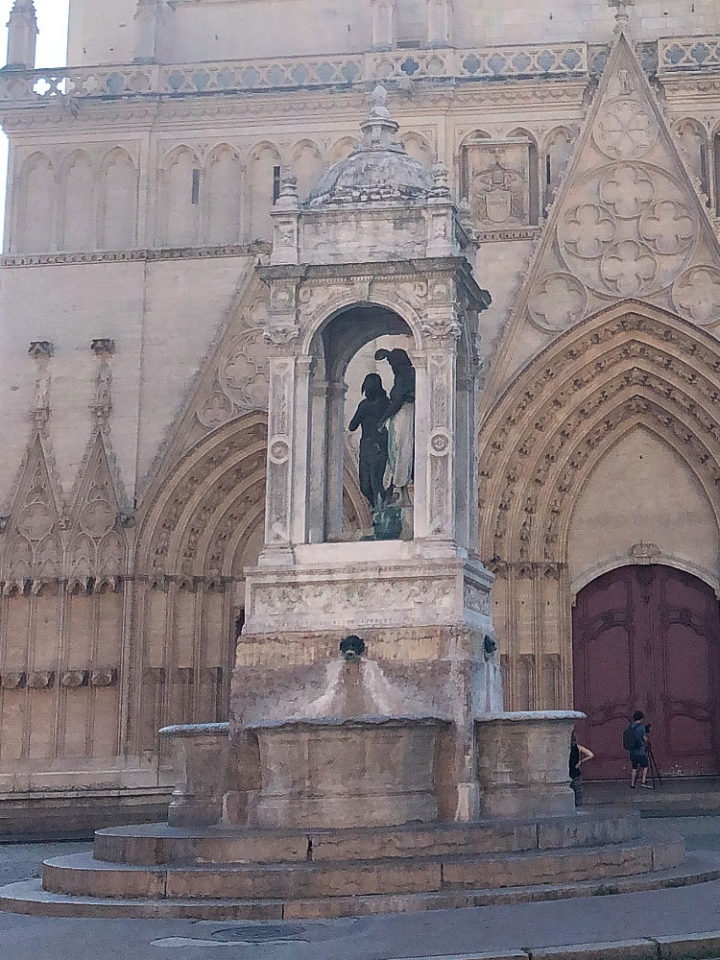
1, 0, 720, 822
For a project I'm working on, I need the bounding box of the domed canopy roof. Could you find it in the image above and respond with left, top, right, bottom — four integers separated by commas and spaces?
305, 86, 434, 207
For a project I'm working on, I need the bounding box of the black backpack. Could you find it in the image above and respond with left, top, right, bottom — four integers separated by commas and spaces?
622, 723, 640, 752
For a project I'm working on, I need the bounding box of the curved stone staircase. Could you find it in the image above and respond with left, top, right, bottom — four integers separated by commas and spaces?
2, 807, 718, 920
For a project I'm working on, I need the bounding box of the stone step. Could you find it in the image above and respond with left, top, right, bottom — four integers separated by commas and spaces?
92, 809, 642, 866
42, 832, 683, 902
3, 849, 719, 920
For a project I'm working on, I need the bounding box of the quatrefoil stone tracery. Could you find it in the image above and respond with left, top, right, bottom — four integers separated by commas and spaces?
557, 162, 698, 299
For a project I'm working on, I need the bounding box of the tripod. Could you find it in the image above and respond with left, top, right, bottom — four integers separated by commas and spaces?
645, 738, 663, 788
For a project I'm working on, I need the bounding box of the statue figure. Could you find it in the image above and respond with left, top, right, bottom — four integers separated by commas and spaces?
349, 373, 389, 508
375, 348, 415, 506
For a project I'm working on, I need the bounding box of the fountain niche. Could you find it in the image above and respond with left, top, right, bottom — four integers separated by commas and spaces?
0, 89, 690, 921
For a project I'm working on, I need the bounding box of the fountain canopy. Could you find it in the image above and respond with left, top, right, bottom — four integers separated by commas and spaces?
306, 85, 434, 207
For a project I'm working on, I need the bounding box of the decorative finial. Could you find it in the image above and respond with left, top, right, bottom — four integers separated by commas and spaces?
274, 168, 300, 211
430, 161, 450, 199
5, 0, 38, 70
361, 84, 399, 150
608, 0, 634, 34
371, 84, 390, 119
91, 340, 115, 427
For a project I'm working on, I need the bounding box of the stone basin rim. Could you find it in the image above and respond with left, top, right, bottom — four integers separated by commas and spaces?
159, 723, 230, 738
476, 710, 587, 723
246, 714, 451, 731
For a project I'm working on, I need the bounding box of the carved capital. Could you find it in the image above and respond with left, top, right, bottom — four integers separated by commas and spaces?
0, 671, 26, 690
91, 338, 116, 357
28, 340, 53, 360
90, 668, 117, 688
28, 670, 54, 689
60, 669, 89, 688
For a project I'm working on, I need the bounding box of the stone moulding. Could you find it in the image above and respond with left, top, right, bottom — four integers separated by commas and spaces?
60, 670, 89, 689
0, 242, 270, 269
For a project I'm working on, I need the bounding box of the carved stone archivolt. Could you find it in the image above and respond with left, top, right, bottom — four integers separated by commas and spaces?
137, 413, 268, 580
479, 302, 720, 568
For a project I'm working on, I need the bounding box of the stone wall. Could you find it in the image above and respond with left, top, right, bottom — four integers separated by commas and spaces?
65, 1, 719, 67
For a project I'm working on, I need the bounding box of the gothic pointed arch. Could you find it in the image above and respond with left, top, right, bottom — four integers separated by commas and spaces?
479, 300, 720, 711
67, 431, 128, 589
479, 300, 720, 571
1, 431, 65, 588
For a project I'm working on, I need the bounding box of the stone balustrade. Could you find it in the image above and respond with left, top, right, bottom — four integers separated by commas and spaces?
658, 35, 720, 73
1, 37, 712, 104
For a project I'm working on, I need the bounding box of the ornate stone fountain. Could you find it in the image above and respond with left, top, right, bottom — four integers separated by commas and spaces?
0, 88, 691, 921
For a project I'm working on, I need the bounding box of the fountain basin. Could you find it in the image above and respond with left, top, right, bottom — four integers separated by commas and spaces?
160, 723, 230, 827
247, 716, 449, 829
475, 711, 585, 818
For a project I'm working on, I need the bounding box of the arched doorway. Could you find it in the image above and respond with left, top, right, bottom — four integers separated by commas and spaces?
573, 564, 720, 779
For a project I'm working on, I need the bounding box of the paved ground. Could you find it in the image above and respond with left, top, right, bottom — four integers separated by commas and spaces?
0, 819, 720, 960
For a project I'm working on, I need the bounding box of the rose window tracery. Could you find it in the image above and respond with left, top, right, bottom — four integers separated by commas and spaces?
560, 204, 615, 258
593, 97, 658, 160
528, 273, 588, 332
553, 163, 698, 303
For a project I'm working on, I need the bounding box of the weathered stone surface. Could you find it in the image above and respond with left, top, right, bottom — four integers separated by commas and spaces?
43, 855, 165, 899
529, 942, 658, 960
249, 717, 446, 829
655, 932, 720, 960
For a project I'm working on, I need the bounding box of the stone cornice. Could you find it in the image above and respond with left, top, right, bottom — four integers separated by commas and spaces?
478, 227, 542, 243
0, 81, 596, 135
259, 255, 476, 284
1, 242, 271, 268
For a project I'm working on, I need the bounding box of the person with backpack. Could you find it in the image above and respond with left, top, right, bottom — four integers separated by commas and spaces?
623, 710, 652, 789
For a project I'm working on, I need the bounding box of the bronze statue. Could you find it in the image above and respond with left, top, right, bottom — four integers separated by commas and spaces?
349, 372, 389, 508
375, 348, 415, 507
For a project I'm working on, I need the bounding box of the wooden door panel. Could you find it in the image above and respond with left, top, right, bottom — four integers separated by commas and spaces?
573, 564, 720, 780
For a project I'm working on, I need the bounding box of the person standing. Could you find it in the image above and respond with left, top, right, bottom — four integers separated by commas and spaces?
569, 731, 594, 807
626, 710, 652, 789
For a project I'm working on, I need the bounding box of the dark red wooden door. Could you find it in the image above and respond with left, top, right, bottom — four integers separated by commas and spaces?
572, 565, 720, 779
